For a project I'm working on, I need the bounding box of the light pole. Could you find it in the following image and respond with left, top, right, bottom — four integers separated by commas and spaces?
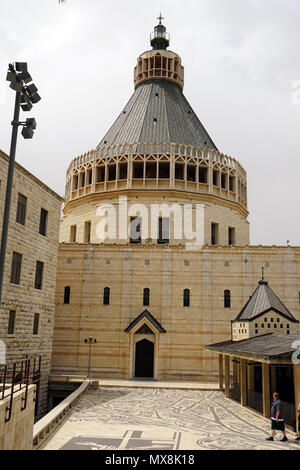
0, 62, 41, 302
84, 336, 97, 379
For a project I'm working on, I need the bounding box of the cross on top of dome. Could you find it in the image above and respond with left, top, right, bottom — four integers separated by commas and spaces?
157, 13, 164, 25
151, 14, 170, 50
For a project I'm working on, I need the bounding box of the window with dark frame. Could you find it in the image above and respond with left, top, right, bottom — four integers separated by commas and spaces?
8, 310, 16, 335
64, 286, 71, 304
10, 252, 22, 285
224, 290, 231, 308
143, 288, 150, 306
39, 208, 48, 236
33, 313, 39, 335
34, 261, 44, 290
103, 287, 110, 305
183, 289, 190, 307
16, 193, 27, 225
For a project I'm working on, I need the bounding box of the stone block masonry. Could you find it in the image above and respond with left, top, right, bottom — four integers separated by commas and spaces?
0, 150, 63, 417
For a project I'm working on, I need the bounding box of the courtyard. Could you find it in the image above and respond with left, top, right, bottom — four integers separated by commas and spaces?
41, 387, 300, 450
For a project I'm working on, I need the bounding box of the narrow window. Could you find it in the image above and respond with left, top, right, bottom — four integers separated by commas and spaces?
108, 164, 116, 181
199, 167, 207, 183
221, 173, 227, 189
175, 163, 184, 180
8, 310, 16, 335
70, 225, 77, 242
211, 223, 219, 245
16, 193, 27, 225
34, 261, 44, 290
183, 289, 190, 307
146, 162, 156, 179
39, 208, 48, 236
103, 287, 110, 305
96, 166, 105, 182
224, 290, 231, 308
157, 217, 169, 244
143, 288, 150, 306
33, 313, 39, 335
213, 170, 219, 186
84, 221, 91, 243
229, 176, 235, 192
64, 286, 70, 304
187, 165, 196, 182
119, 163, 128, 180
10, 252, 22, 285
130, 217, 141, 244
159, 162, 170, 179
133, 162, 143, 179
228, 227, 236, 246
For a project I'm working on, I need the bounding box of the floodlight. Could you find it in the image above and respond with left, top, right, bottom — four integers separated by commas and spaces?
18, 71, 32, 84
30, 93, 41, 104
26, 118, 37, 129
6, 71, 17, 82
15, 62, 27, 72
21, 117, 37, 139
9, 80, 23, 93
26, 83, 38, 96
21, 126, 34, 139
21, 99, 33, 112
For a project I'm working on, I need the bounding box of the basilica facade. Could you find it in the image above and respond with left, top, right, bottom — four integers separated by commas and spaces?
51, 21, 300, 382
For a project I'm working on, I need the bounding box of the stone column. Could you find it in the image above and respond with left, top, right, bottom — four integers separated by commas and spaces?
240, 358, 247, 407
219, 354, 224, 390
224, 355, 230, 398
262, 363, 271, 418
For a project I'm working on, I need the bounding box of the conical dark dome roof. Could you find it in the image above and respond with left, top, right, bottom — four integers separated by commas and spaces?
96, 80, 217, 150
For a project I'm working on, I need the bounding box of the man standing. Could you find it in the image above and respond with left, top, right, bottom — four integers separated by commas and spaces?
266, 392, 288, 442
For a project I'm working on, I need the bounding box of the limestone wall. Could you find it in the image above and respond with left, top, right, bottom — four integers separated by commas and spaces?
59, 192, 250, 246
51, 244, 300, 381
0, 385, 35, 450
0, 150, 63, 416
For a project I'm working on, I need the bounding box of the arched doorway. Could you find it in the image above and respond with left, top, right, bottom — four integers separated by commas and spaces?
135, 338, 154, 378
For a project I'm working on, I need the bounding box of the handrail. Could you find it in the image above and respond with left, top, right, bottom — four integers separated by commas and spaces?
0, 356, 41, 422
32, 380, 90, 450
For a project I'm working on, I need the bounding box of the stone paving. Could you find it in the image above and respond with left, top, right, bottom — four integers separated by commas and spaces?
41, 388, 300, 450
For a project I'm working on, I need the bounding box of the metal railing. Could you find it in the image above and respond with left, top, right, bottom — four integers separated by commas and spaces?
0, 356, 41, 422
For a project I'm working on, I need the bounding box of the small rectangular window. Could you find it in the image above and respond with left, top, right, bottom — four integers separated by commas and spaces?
10, 252, 22, 285
16, 193, 27, 225
8, 310, 16, 335
39, 208, 48, 236
70, 225, 77, 242
228, 227, 236, 246
130, 217, 141, 244
33, 313, 39, 335
34, 261, 44, 290
211, 223, 219, 245
157, 217, 169, 244
84, 221, 91, 243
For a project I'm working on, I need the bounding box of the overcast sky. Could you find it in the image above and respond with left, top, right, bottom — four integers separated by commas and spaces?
0, 0, 299, 245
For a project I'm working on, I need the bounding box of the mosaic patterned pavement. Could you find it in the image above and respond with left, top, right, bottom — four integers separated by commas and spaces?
41, 388, 300, 450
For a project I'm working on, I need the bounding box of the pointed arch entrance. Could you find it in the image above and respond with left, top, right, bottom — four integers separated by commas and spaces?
135, 338, 154, 378
125, 309, 166, 380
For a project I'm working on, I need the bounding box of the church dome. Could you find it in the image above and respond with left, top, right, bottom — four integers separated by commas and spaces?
61, 18, 249, 247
